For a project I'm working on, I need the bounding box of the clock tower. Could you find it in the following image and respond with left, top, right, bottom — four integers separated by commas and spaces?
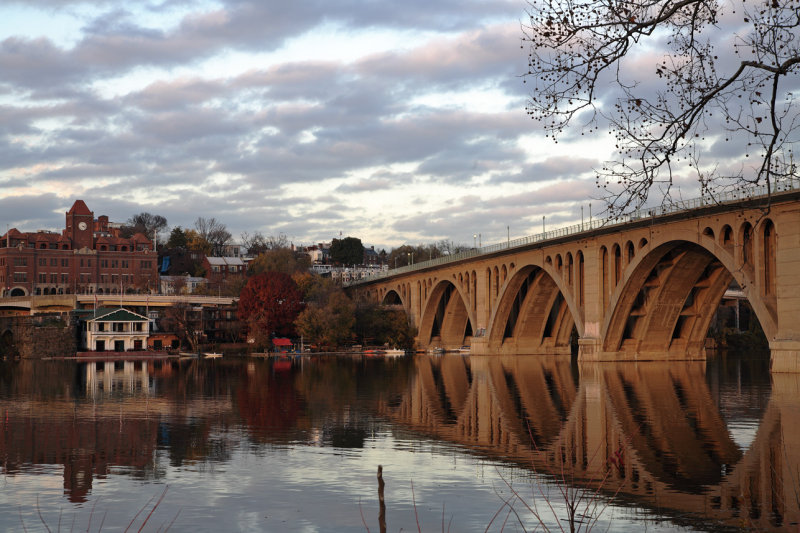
66, 200, 94, 249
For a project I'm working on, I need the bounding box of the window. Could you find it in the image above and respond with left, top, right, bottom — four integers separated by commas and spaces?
61, 258, 69, 267
121, 260, 129, 268
13, 272, 27, 282
50, 274, 57, 283
38, 273, 46, 283
101, 259, 108, 268
97, 322, 105, 332
39, 258, 47, 266
61, 274, 69, 283
50, 258, 57, 266
13, 257, 27, 267
111, 259, 118, 268
87, 259, 92, 267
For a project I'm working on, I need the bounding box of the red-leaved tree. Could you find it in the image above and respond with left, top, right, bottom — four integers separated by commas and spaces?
238, 272, 304, 343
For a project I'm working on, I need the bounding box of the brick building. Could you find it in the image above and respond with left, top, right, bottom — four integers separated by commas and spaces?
0, 200, 158, 297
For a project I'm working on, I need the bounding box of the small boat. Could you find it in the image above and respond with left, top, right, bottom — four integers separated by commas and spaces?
383, 348, 406, 357
203, 352, 223, 359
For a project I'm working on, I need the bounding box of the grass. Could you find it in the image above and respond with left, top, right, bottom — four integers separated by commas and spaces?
20, 485, 179, 533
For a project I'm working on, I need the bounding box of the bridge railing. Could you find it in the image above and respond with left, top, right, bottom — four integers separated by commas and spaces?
347, 176, 800, 286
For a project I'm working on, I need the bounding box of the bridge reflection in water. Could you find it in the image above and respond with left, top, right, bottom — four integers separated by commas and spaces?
381, 354, 796, 529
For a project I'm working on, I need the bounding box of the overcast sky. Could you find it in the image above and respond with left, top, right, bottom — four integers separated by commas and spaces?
0, 0, 682, 250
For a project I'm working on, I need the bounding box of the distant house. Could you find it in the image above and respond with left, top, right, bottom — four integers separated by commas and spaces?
303, 243, 331, 264
363, 246, 380, 266
203, 256, 246, 284
82, 308, 149, 352
221, 243, 246, 258
272, 338, 293, 353
160, 275, 207, 294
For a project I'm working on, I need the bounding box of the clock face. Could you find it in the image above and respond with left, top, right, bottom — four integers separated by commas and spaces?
78, 222, 87, 231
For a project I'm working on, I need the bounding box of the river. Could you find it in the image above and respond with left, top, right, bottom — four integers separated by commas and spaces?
0, 351, 789, 532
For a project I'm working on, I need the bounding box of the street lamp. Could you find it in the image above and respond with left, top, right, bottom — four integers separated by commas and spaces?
473, 234, 477, 248
407, 251, 414, 266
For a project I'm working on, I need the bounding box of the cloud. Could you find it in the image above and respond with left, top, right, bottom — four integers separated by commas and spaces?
0, 0, 622, 248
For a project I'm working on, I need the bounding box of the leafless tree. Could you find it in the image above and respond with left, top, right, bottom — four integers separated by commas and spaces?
240, 231, 289, 256
522, 0, 800, 216
121, 212, 168, 241
195, 217, 232, 256
161, 301, 204, 352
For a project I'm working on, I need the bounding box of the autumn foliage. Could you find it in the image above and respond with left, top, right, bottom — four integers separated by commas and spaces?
238, 272, 304, 340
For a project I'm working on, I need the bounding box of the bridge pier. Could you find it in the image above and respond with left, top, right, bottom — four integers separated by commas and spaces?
577, 337, 601, 361
770, 341, 800, 373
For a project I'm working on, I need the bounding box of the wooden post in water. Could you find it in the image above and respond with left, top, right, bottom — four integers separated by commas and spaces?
377, 465, 386, 533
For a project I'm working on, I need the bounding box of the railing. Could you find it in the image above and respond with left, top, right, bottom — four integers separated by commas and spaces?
346, 176, 800, 286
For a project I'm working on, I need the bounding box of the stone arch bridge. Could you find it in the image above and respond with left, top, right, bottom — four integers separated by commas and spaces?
347, 186, 800, 371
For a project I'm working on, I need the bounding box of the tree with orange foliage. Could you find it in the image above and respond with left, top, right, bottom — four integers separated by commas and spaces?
238, 272, 304, 345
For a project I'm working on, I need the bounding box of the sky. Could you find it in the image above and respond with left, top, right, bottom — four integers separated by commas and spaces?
0, 0, 763, 251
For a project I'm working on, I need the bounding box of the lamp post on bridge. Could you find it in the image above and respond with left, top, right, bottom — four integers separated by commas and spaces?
407, 251, 413, 266
473, 234, 477, 249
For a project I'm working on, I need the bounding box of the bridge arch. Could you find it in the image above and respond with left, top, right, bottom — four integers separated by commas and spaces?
382, 289, 403, 306
418, 279, 475, 350
9, 287, 27, 297
602, 226, 776, 358
486, 262, 583, 355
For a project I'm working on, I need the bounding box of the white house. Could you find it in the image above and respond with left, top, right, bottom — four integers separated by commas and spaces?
83, 308, 150, 352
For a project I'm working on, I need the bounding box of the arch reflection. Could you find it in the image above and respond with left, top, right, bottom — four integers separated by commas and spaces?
381, 354, 799, 529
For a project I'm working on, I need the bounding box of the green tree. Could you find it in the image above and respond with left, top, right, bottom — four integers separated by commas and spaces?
330, 236, 364, 266
293, 272, 338, 304
295, 291, 355, 350
167, 226, 188, 249
354, 302, 416, 350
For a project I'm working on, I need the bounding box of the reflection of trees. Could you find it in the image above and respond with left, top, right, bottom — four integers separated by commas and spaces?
235, 356, 415, 448
0, 409, 162, 503
0, 360, 81, 399
236, 360, 309, 443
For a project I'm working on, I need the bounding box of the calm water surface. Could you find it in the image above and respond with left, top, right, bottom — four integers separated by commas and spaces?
0, 352, 787, 532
